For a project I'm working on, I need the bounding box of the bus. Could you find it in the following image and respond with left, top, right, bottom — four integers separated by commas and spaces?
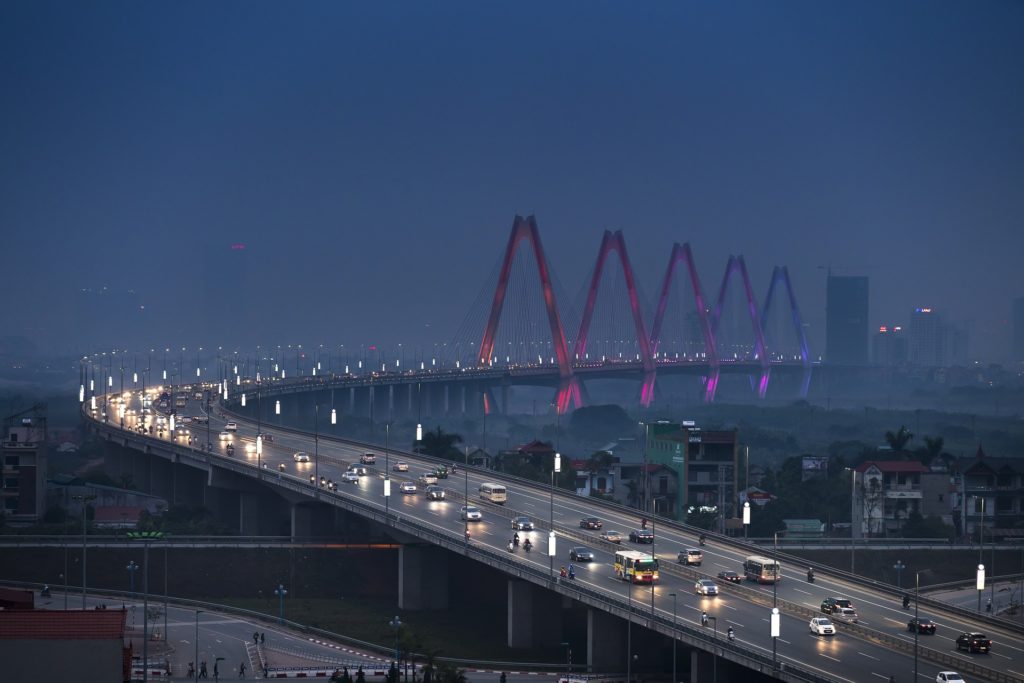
479, 483, 507, 504
743, 555, 782, 584
614, 550, 659, 584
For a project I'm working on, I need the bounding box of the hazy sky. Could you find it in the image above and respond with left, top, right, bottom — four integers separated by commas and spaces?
2, 1, 1022, 361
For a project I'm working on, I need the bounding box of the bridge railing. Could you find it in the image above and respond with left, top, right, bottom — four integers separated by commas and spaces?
86, 408, 1024, 683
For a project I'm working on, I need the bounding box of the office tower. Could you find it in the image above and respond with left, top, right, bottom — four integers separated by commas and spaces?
826, 275, 869, 365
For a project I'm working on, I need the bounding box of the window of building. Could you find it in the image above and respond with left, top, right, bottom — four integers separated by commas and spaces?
4, 456, 18, 467
4, 478, 19, 489
3, 497, 16, 511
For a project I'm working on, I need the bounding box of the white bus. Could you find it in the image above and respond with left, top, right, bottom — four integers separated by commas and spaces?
479, 483, 507, 504
743, 555, 782, 584
614, 550, 659, 584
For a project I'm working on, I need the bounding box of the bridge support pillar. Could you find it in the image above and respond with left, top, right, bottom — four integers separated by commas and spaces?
507, 581, 564, 649
239, 491, 261, 535
397, 545, 449, 610
690, 648, 716, 683
586, 606, 626, 672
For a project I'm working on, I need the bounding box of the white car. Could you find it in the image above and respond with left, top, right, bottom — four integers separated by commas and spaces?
293, 452, 311, 463
400, 481, 417, 494
833, 607, 858, 623
936, 673, 964, 683
219, 431, 231, 440
341, 471, 359, 483
224, 422, 238, 432
393, 462, 409, 472
694, 580, 719, 596
460, 505, 482, 521
244, 442, 256, 454
347, 465, 368, 476
809, 617, 836, 636
418, 473, 438, 485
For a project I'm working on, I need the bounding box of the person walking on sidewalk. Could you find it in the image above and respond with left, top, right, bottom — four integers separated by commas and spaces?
199, 661, 208, 679
239, 661, 246, 678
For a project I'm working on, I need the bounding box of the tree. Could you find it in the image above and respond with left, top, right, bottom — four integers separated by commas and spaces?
901, 512, 953, 540
418, 427, 463, 460
584, 450, 614, 493
884, 426, 914, 454
919, 436, 944, 467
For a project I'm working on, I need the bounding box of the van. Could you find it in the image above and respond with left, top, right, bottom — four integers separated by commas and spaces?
479, 482, 508, 504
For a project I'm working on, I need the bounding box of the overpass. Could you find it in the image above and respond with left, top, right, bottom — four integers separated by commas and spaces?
83, 392, 1024, 683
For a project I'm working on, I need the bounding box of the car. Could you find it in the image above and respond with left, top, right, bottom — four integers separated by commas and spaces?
219, 430, 232, 440
935, 673, 964, 683
908, 618, 937, 634
178, 415, 192, 424
679, 549, 703, 566
809, 617, 836, 636
955, 632, 991, 653
360, 453, 376, 464
512, 516, 534, 531
293, 452, 311, 463
569, 547, 594, 562
418, 473, 438, 485
434, 465, 449, 479
347, 465, 368, 476
341, 471, 359, 483
820, 597, 854, 615
424, 485, 445, 500
580, 517, 602, 530
400, 481, 417, 494
694, 580, 719, 596
244, 442, 256, 454
257, 432, 273, 443
224, 422, 238, 432
833, 607, 858, 623
717, 570, 741, 584
460, 505, 482, 521
393, 462, 409, 472
600, 530, 623, 544
629, 529, 654, 544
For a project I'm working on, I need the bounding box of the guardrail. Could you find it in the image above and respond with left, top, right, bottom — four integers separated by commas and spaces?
85, 407, 1023, 683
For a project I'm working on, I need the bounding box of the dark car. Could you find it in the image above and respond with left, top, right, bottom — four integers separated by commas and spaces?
569, 547, 595, 562
717, 570, 742, 584
511, 516, 535, 531
629, 529, 654, 544
820, 597, 854, 615
955, 632, 991, 653
580, 517, 603, 530
908, 618, 937, 634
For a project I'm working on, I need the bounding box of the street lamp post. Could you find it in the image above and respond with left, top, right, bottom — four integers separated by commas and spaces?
707, 615, 718, 683
275, 583, 288, 624
626, 581, 632, 683
126, 560, 138, 598
314, 404, 320, 494
743, 501, 750, 540
770, 607, 780, 669
72, 493, 96, 608
977, 564, 986, 614
389, 616, 402, 670
894, 560, 906, 589
846, 467, 858, 574
385, 423, 391, 520
914, 570, 921, 682
194, 610, 203, 679
550, 451, 560, 577
669, 592, 677, 683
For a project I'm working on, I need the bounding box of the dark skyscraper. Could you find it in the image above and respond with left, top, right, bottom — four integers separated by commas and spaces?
1013, 297, 1024, 364
826, 275, 869, 365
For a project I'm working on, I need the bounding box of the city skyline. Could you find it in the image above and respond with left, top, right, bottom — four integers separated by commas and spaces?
2, 2, 1022, 362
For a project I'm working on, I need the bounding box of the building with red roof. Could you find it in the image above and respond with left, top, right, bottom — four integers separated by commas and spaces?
0, 608, 129, 682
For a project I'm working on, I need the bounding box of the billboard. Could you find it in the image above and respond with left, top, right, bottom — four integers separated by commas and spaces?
801, 456, 829, 481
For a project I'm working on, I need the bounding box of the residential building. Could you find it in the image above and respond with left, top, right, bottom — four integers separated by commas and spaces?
909, 307, 969, 367
854, 460, 929, 536
956, 448, 1024, 540
1, 414, 47, 523
641, 420, 737, 527
826, 275, 869, 365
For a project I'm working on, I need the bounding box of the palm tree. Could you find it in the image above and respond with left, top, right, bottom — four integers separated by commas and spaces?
920, 435, 944, 467
884, 425, 913, 454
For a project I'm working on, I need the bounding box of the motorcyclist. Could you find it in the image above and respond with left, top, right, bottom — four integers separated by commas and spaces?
699, 534, 707, 546
807, 567, 815, 583
513, 532, 520, 547
508, 539, 515, 552
568, 564, 576, 580
701, 611, 709, 627
727, 627, 735, 641
523, 538, 532, 552
641, 518, 648, 530
902, 595, 910, 610
560, 566, 568, 578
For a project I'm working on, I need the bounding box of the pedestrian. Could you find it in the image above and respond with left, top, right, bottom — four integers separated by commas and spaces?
253, 632, 259, 645
214, 661, 219, 681
199, 661, 208, 679
188, 662, 195, 679
500, 673, 507, 683
239, 661, 246, 678
260, 632, 265, 644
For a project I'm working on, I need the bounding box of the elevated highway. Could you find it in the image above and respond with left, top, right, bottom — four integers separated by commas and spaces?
83, 392, 1023, 683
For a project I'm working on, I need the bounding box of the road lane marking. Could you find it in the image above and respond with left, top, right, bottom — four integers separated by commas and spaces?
857, 652, 878, 660
819, 654, 841, 662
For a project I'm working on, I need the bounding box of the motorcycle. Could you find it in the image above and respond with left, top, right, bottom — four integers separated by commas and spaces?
902, 596, 911, 610
807, 570, 815, 584
727, 628, 735, 642
523, 540, 532, 553
568, 567, 576, 581
699, 535, 707, 546
508, 540, 515, 553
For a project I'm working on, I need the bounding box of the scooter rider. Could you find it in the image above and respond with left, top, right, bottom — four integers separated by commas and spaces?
513, 532, 520, 547
701, 611, 709, 627
699, 534, 707, 546
727, 627, 735, 641
508, 539, 515, 552
902, 595, 911, 609
523, 538, 532, 552
807, 567, 815, 583
568, 564, 576, 580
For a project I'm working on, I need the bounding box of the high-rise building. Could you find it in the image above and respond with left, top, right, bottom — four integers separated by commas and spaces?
1013, 297, 1024, 364
1, 414, 47, 523
826, 275, 869, 365
909, 307, 969, 367
873, 325, 907, 366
